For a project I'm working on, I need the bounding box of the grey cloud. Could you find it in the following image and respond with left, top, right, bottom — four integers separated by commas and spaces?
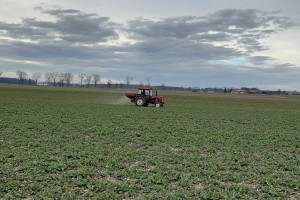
0, 7, 119, 43
35, 6, 82, 16
0, 21, 51, 40
128, 9, 292, 38
210, 9, 271, 30
127, 16, 209, 39
128, 9, 294, 55
188, 32, 230, 41
260, 30, 276, 34
0, 40, 116, 62
270, 63, 295, 72
243, 61, 297, 74
24, 15, 118, 43
131, 38, 242, 61
272, 17, 295, 28
248, 56, 274, 65
238, 38, 267, 52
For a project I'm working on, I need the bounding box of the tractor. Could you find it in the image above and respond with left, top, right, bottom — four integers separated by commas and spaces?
125, 87, 164, 107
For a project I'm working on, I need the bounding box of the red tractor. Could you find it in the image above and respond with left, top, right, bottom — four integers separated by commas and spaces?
125, 87, 164, 107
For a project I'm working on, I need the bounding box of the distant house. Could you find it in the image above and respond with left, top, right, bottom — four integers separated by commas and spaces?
248, 89, 260, 94
228, 88, 260, 94
228, 88, 246, 93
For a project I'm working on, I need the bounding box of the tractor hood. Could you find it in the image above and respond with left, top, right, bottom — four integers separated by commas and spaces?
152, 96, 164, 103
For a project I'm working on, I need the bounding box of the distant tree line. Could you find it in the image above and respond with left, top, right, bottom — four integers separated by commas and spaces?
44, 72, 75, 87
0, 70, 150, 89
0, 70, 98, 87
0, 70, 299, 94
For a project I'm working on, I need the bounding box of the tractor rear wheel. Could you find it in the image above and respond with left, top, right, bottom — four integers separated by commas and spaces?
135, 97, 146, 106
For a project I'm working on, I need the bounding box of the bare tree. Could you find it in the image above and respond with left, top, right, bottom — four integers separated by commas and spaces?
65, 72, 73, 87
124, 76, 133, 88
16, 70, 28, 85
50, 72, 59, 87
45, 72, 51, 84
107, 79, 112, 88
32, 73, 41, 85
85, 75, 92, 87
139, 81, 144, 87
92, 74, 101, 88
78, 74, 85, 87
58, 73, 66, 86
0, 71, 3, 77
146, 76, 151, 87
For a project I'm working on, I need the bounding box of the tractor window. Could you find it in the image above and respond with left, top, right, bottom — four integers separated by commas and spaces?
144, 90, 152, 96
138, 89, 152, 96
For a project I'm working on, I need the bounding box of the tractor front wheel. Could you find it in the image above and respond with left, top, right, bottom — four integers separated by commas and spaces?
155, 103, 163, 107
135, 97, 146, 106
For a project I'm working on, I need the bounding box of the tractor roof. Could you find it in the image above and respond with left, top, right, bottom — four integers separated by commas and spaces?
138, 87, 153, 90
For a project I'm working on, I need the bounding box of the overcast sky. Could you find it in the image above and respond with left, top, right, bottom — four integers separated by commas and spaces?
0, 0, 300, 90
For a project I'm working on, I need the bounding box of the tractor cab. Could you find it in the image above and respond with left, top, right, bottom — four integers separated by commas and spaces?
125, 87, 164, 107
138, 88, 153, 101
138, 88, 152, 95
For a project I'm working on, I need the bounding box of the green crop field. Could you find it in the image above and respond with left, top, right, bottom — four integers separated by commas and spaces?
0, 85, 299, 199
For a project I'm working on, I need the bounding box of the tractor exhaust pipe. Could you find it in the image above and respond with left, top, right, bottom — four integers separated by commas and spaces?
156, 90, 157, 96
